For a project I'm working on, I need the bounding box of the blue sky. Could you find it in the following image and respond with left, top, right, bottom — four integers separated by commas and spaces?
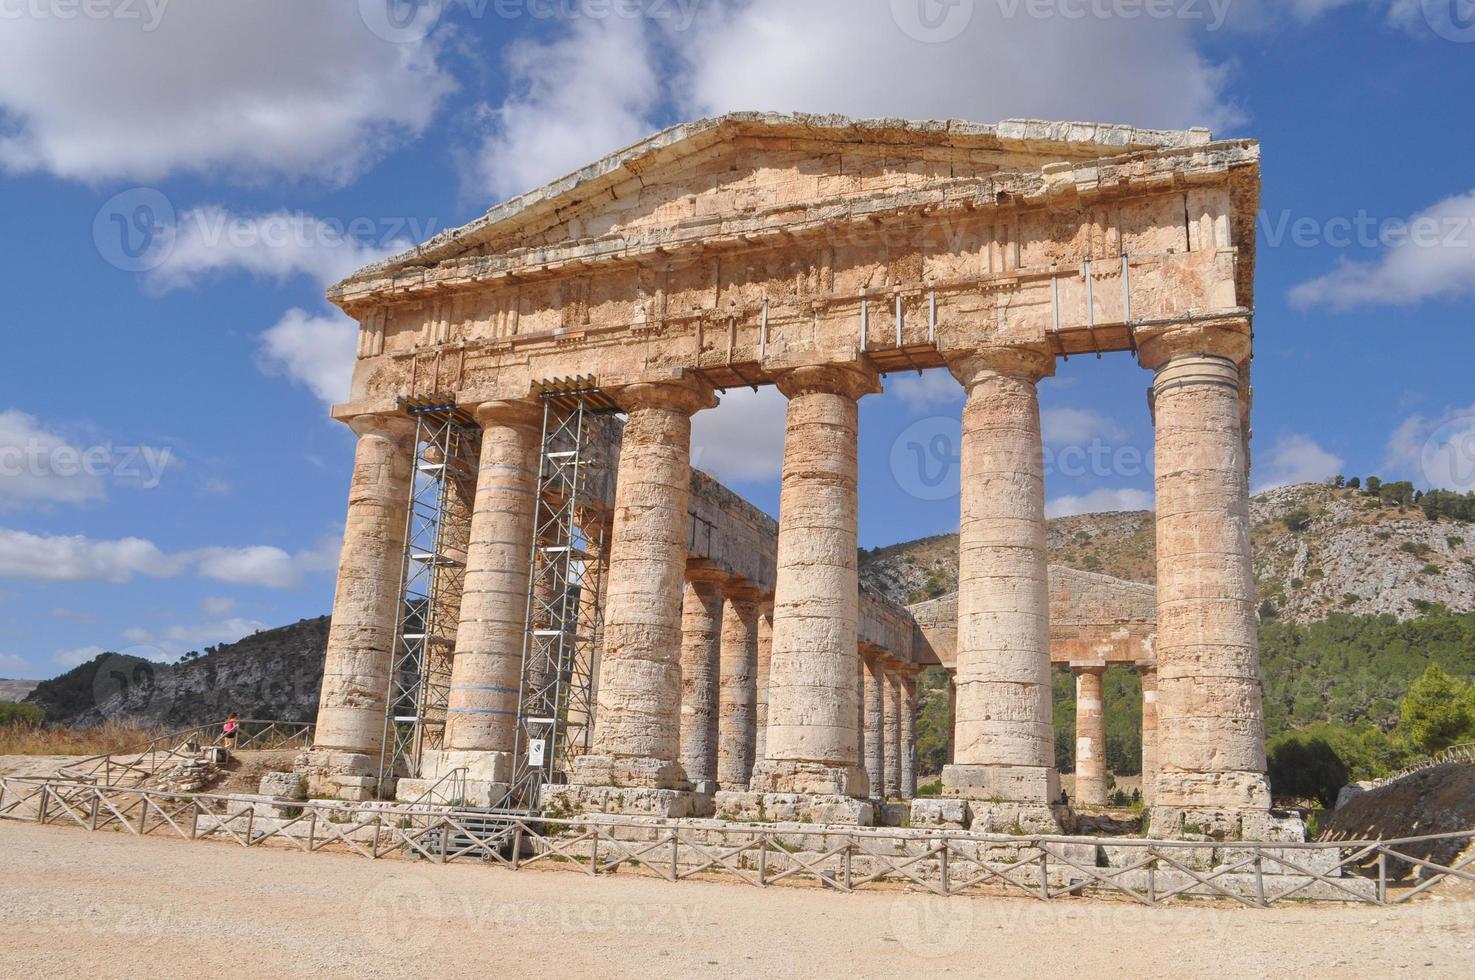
2, 0, 1473, 680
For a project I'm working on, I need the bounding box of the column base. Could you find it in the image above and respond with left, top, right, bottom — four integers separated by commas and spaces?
567, 754, 689, 790
1147, 769, 1279, 840
908, 797, 1068, 834
293, 747, 382, 802
748, 760, 869, 798
422, 748, 512, 785
941, 764, 1061, 805
712, 790, 875, 825
541, 783, 712, 819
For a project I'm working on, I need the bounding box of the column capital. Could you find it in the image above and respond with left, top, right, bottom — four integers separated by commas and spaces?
684, 560, 731, 587
947, 344, 1055, 388
1135, 318, 1252, 372
345, 412, 415, 443
1135, 661, 1158, 677
774, 362, 882, 401
1071, 663, 1108, 677
613, 376, 718, 416
471, 398, 544, 432
721, 580, 766, 604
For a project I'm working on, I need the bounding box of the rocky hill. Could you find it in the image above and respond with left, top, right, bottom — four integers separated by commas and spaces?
860, 483, 1475, 623
25, 617, 328, 729
0, 680, 39, 701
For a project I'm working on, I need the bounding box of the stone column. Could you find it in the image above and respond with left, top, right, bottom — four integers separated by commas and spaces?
861, 649, 885, 795
441, 401, 542, 783
884, 664, 903, 799
302, 414, 415, 798
751, 364, 879, 797
679, 572, 724, 793
1141, 325, 1269, 832
942, 347, 1059, 806
717, 587, 760, 791
900, 672, 918, 799
572, 378, 717, 789
1139, 663, 1158, 806
1073, 666, 1108, 806
945, 673, 956, 766
752, 604, 773, 778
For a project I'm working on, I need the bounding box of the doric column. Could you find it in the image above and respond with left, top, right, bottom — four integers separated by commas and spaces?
442, 401, 543, 779
752, 603, 773, 778
572, 377, 717, 789
751, 364, 880, 797
884, 663, 903, 799
1139, 663, 1158, 806
679, 571, 724, 793
1073, 666, 1108, 806
945, 673, 956, 766
900, 672, 918, 799
1141, 323, 1269, 829
862, 648, 885, 795
942, 346, 1059, 804
717, 586, 760, 791
304, 414, 415, 797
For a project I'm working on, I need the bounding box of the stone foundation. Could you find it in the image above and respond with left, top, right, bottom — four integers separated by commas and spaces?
748, 759, 868, 797
540, 784, 712, 819
712, 791, 875, 826
567, 754, 689, 790
293, 748, 380, 802
910, 796, 1068, 834
941, 763, 1061, 804
395, 777, 509, 809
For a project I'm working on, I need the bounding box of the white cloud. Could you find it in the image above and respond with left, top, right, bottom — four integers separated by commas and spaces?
690, 386, 788, 484
1046, 487, 1154, 518
1289, 189, 1475, 310
1253, 433, 1345, 491
467, 0, 1238, 203
201, 596, 236, 617
0, 410, 107, 509
0, 3, 453, 183
122, 617, 268, 658
1041, 407, 1128, 447
145, 208, 413, 293
890, 371, 961, 412
1386, 404, 1475, 492
259, 308, 359, 405
0, 528, 340, 588
53, 646, 108, 669
470, 12, 660, 200
0, 653, 30, 674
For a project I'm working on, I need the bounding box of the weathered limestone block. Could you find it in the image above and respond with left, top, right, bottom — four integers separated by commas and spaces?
577, 378, 716, 789
910, 797, 971, 829
751, 364, 878, 798
711, 790, 875, 826
444, 400, 542, 760
679, 574, 724, 793
717, 590, 759, 791
967, 802, 1072, 836
540, 784, 711, 819
1073, 666, 1108, 806
257, 771, 305, 800
944, 348, 1058, 806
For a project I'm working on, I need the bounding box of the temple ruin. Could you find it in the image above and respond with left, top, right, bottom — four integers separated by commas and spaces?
297, 113, 1271, 840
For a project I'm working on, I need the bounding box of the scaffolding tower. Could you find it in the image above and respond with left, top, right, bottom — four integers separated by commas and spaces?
379, 399, 479, 787
509, 379, 619, 809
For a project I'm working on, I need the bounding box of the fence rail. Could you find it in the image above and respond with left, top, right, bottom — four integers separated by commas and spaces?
52, 720, 315, 788
1370, 742, 1475, 790
3, 777, 1472, 908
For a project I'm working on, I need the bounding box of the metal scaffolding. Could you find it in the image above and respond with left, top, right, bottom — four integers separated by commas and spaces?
379, 400, 479, 787
509, 379, 618, 809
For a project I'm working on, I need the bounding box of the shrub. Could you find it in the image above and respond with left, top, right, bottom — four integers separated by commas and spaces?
0, 701, 44, 728
1267, 734, 1349, 808
1282, 509, 1313, 533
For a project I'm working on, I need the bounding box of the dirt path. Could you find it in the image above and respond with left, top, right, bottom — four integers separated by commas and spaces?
1, 821, 1472, 978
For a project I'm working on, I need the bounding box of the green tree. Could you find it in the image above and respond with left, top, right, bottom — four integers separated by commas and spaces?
1397, 665, 1475, 753
0, 701, 44, 727
1267, 734, 1349, 808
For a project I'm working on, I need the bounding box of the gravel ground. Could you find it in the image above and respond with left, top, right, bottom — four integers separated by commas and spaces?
1, 820, 1473, 979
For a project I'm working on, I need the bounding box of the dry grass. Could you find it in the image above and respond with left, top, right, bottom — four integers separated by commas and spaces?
0, 720, 166, 757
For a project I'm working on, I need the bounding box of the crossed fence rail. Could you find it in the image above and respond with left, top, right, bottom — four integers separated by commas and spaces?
3, 776, 1472, 908
51, 720, 315, 788
1369, 742, 1475, 790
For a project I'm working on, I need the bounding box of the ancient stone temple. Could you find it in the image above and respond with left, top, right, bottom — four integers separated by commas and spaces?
298, 113, 1269, 839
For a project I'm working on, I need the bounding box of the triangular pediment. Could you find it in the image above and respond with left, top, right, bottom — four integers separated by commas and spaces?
336, 113, 1214, 292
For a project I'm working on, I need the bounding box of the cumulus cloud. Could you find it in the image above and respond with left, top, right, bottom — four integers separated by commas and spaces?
258, 309, 360, 405
467, 0, 1239, 202
0, 2, 454, 184
0, 528, 340, 588
1046, 487, 1154, 518
0, 410, 107, 509
53, 645, 108, 669
890, 371, 962, 411
1289, 189, 1475, 310
690, 386, 788, 484
1386, 404, 1475, 492
0, 652, 30, 674
1252, 433, 1345, 491
122, 617, 268, 658
201, 596, 237, 617
1041, 407, 1128, 447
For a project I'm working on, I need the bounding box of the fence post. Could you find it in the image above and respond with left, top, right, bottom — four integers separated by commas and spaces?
1253, 851, 1266, 908
1377, 850, 1388, 905
589, 824, 600, 877
757, 833, 767, 887
939, 841, 951, 895
1039, 847, 1050, 900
